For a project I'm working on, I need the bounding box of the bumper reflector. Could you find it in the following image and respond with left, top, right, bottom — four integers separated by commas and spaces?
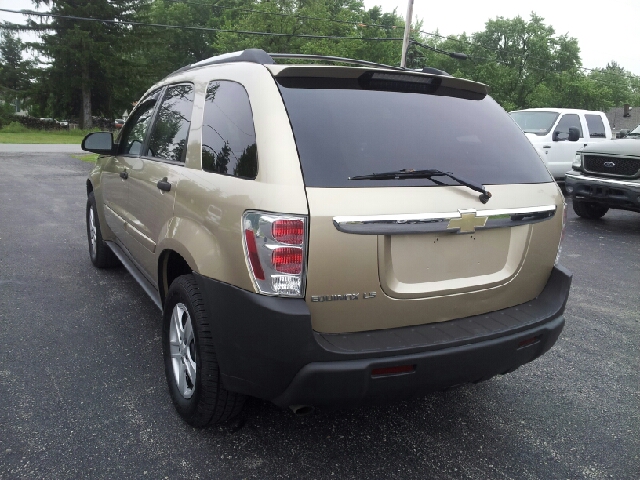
517, 335, 541, 349
371, 364, 416, 377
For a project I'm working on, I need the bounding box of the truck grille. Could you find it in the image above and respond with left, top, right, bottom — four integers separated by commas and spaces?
584, 155, 640, 177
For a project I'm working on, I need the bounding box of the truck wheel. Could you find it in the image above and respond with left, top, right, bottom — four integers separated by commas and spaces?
573, 201, 609, 219
163, 275, 245, 427
86, 192, 120, 268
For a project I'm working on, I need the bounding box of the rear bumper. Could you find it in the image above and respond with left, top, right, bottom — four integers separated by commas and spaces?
566, 171, 640, 212
194, 265, 572, 408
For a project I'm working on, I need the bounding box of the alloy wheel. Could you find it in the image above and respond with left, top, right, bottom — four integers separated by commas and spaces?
169, 303, 197, 399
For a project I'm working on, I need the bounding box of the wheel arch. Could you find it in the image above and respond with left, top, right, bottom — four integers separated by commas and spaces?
158, 247, 196, 306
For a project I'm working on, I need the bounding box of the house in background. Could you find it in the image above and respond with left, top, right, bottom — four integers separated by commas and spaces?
605, 104, 640, 137
0, 96, 29, 116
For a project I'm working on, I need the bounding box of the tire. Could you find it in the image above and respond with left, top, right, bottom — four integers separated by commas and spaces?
86, 192, 120, 268
163, 275, 245, 427
573, 200, 609, 220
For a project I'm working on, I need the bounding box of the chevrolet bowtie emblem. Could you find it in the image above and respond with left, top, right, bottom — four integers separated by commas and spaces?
447, 209, 487, 234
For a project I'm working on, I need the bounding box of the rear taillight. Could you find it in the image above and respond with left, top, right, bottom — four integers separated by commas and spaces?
242, 211, 307, 297
272, 219, 304, 245
272, 248, 303, 274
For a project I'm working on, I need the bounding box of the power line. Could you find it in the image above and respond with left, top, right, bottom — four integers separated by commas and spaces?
410, 40, 467, 61
409, 41, 636, 91
161, 0, 402, 30
465, 53, 634, 91
416, 29, 640, 82
0, 8, 403, 41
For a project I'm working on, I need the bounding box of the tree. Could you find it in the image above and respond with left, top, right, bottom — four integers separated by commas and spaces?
29, 1, 143, 127
469, 14, 582, 111
0, 26, 34, 118
212, 0, 406, 65
140, 0, 223, 77
589, 62, 635, 107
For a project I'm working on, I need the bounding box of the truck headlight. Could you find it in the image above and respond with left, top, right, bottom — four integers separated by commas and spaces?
572, 152, 582, 169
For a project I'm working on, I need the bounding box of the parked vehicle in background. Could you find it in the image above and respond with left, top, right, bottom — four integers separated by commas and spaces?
114, 118, 125, 129
566, 123, 640, 218
510, 108, 612, 182
616, 124, 639, 139
82, 49, 572, 427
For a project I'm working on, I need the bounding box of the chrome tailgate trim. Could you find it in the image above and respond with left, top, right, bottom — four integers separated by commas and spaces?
333, 205, 556, 235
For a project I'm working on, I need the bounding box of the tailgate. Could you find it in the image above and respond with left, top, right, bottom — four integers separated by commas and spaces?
305, 183, 563, 333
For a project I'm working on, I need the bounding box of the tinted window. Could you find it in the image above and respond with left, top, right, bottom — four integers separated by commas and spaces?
201, 81, 257, 178
148, 84, 195, 163
118, 89, 161, 155
585, 114, 606, 138
554, 114, 583, 140
510, 111, 559, 135
277, 77, 551, 188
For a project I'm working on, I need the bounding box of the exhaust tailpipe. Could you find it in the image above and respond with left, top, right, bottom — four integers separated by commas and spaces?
289, 405, 314, 416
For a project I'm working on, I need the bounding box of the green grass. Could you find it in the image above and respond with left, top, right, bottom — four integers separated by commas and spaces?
71, 153, 99, 163
0, 123, 98, 144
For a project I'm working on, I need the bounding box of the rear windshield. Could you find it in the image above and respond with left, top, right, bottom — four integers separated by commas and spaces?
277, 76, 552, 188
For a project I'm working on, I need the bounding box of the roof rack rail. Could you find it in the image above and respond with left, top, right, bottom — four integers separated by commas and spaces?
164, 48, 450, 79
268, 53, 406, 71
165, 49, 274, 78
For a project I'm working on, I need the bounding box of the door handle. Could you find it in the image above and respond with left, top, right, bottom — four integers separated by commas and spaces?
542, 145, 551, 149
119, 170, 128, 180
157, 177, 171, 192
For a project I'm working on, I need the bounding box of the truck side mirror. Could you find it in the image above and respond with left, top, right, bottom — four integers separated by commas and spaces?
82, 132, 115, 155
568, 127, 580, 142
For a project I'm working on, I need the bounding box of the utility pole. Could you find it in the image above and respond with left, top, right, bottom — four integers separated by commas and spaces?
400, 0, 414, 68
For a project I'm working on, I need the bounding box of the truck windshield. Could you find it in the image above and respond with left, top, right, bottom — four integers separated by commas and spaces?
509, 111, 560, 136
276, 75, 552, 188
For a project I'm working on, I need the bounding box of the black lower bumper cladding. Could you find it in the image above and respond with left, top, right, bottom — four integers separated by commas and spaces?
194, 265, 572, 407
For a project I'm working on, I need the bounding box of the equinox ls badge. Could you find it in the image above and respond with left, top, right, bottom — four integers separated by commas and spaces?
311, 292, 377, 302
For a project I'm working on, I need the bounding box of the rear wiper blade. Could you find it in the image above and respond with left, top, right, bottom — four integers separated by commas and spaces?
350, 169, 492, 203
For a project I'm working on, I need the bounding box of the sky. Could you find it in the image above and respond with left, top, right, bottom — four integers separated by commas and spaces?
1, 0, 639, 75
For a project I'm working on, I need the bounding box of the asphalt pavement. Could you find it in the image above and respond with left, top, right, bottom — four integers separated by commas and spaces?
0, 143, 84, 154
0, 151, 638, 479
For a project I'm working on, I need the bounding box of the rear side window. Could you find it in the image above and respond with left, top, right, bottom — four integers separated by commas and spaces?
277, 76, 551, 188
585, 114, 606, 138
554, 114, 583, 140
148, 84, 195, 163
201, 81, 257, 178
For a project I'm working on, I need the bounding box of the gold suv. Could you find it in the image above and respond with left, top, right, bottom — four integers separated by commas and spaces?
83, 49, 572, 426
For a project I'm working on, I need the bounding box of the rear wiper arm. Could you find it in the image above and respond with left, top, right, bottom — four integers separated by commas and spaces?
350, 169, 492, 204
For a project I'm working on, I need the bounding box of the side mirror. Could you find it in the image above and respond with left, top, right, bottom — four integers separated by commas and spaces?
82, 132, 115, 155
618, 129, 629, 138
552, 131, 561, 142
568, 127, 580, 142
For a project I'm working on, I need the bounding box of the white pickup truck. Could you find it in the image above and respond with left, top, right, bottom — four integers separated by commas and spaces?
510, 108, 612, 181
